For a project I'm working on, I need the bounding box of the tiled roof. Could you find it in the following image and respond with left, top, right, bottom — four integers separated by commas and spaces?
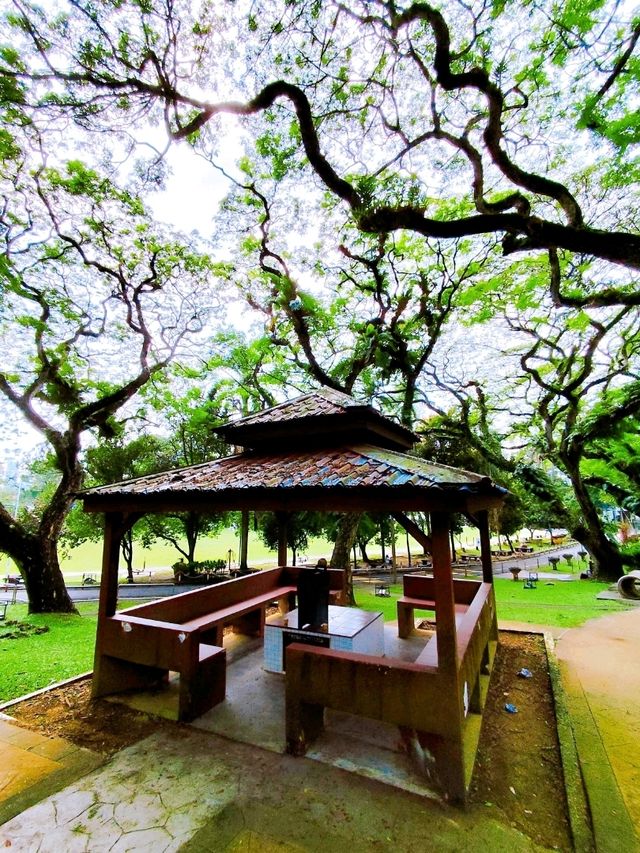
80, 444, 501, 499
215, 388, 418, 451
222, 388, 360, 429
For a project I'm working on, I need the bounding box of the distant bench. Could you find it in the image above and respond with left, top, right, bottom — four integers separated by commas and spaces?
94, 565, 345, 721
396, 573, 478, 640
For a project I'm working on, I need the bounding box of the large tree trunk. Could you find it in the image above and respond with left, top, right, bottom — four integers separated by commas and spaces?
0, 451, 80, 613
330, 513, 361, 606
563, 457, 625, 581
572, 524, 624, 581
185, 512, 200, 563
11, 529, 76, 613
357, 539, 370, 563
122, 529, 135, 582
239, 510, 249, 571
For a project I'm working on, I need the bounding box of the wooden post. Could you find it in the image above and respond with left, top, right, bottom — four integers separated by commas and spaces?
239, 509, 249, 571
276, 512, 288, 567
390, 519, 397, 585
98, 512, 124, 620
477, 510, 493, 583
94, 512, 145, 700
430, 512, 458, 673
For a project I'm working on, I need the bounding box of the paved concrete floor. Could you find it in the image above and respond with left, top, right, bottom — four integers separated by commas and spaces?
0, 727, 550, 852
1, 612, 639, 851
0, 716, 103, 826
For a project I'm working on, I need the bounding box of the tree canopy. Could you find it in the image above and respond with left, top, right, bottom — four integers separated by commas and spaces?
0, 117, 225, 610
0, 0, 638, 594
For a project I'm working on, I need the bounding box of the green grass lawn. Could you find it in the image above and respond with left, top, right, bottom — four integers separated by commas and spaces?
490, 576, 630, 625
0, 575, 632, 704
353, 576, 632, 627
0, 600, 154, 703
0, 602, 99, 702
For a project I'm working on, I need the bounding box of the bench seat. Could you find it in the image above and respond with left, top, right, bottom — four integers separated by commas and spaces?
181, 585, 297, 644
99, 613, 226, 722
397, 596, 469, 639
94, 566, 345, 722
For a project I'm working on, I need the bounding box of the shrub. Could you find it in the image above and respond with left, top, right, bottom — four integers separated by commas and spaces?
171, 558, 227, 577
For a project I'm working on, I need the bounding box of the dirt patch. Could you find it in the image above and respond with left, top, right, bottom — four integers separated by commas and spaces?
5, 632, 573, 849
0, 620, 49, 640
6, 678, 176, 757
470, 631, 572, 850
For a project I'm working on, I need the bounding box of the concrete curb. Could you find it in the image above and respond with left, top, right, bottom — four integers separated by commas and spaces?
554, 654, 638, 853
543, 632, 595, 853
0, 671, 92, 712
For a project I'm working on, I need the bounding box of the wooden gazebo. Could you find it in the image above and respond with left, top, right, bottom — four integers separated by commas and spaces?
79, 389, 506, 803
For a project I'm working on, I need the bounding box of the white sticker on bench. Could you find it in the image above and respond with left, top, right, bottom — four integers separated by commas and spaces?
122, 622, 132, 633
178, 632, 186, 643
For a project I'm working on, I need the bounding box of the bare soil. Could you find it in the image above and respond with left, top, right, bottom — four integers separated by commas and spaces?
7, 631, 572, 850
469, 631, 572, 850
6, 678, 177, 756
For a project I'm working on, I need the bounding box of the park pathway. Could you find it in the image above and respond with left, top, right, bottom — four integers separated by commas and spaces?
555, 608, 640, 852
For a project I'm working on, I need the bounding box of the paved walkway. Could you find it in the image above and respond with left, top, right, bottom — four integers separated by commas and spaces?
0, 611, 639, 851
0, 726, 554, 853
554, 609, 640, 852
0, 716, 103, 826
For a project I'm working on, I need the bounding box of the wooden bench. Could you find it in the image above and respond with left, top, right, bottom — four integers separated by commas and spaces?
397, 596, 469, 639
100, 613, 226, 722
285, 579, 497, 803
396, 574, 478, 639
94, 566, 345, 721
413, 583, 494, 668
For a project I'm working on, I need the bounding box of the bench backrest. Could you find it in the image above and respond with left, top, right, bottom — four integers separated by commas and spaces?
103, 613, 201, 670
120, 566, 344, 623
403, 573, 480, 604
121, 567, 287, 622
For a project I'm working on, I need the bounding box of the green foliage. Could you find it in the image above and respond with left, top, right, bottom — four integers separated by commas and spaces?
258, 512, 324, 561
1, 0, 639, 596
171, 558, 227, 576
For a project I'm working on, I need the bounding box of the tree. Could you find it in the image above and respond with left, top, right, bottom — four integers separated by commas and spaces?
418, 409, 578, 547
3, 0, 639, 583
421, 315, 639, 581
136, 394, 232, 565
328, 513, 361, 606
215, 164, 488, 425
258, 511, 323, 566
0, 138, 223, 612
65, 393, 235, 576
582, 415, 640, 517
4, 0, 638, 282
502, 299, 639, 578
61, 434, 166, 582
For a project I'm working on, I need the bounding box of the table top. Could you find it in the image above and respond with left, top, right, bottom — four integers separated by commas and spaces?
269, 605, 382, 638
